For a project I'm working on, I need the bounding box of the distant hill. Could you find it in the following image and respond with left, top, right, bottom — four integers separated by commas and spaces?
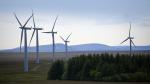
1, 43, 150, 52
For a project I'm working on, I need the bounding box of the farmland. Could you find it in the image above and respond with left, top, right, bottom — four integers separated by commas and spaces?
0, 52, 150, 84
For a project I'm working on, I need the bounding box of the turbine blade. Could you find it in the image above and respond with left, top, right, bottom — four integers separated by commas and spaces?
131, 40, 136, 47
32, 10, 36, 28
20, 29, 24, 52
52, 15, 58, 31
66, 33, 72, 40
23, 14, 33, 27
129, 22, 131, 37
120, 37, 129, 44
14, 13, 22, 27
60, 36, 65, 41
29, 30, 35, 46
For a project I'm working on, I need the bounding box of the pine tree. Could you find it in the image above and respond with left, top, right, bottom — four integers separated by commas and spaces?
47, 60, 64, 80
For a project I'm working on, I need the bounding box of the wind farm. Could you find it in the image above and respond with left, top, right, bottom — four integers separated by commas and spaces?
0, 11, 149, 83
0, 0, 150, 84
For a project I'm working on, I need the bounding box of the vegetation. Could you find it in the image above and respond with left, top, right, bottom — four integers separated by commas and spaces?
47, 60, 64, 80
47, 53, 150, 81
1, 53, 150, 83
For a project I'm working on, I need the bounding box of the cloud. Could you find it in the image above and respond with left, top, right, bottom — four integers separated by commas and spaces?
0, 0, 150, 49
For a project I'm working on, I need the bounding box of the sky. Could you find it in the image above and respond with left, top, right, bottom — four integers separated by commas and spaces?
0, 0, 150, 50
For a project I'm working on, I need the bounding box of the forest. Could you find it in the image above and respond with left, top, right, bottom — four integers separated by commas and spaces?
47, 53, 150, 82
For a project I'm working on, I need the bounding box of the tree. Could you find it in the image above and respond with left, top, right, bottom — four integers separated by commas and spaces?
47, 60, 64, 80
47, 53, 150, 81
80, 60, 92, 80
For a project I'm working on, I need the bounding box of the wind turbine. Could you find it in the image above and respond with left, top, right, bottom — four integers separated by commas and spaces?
14, 13, 33, 72
120, 22, 135, 56
60, 33, 72, 60
29, 10, 43, 64
43, 16, 58, 62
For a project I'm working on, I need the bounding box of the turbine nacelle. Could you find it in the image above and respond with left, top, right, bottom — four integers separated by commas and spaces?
33, 28, 43, 30
19, 27, 32, 30
65, 40, 70, 43
43, 31, 57, 34
51, 31, 57, 34
129, 37, 134, 39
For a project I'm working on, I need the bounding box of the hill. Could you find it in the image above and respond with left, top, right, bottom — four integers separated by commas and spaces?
1, 43, 150, 52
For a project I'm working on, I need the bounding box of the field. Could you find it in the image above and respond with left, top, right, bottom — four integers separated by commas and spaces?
0, 52, 150, 84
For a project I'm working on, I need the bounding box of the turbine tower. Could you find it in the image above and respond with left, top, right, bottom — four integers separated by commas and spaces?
43, 16, 58, 62
29, 10, 43, 64
60, 33, 72, 60
121, 22, 135, 56
14, 13, 33, 72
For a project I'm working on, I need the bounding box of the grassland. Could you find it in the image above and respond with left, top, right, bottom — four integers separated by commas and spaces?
0, 52, 150, 84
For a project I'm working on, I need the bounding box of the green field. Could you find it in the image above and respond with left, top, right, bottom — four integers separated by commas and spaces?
0, 52, 150, 84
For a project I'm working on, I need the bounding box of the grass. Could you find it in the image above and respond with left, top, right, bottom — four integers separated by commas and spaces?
0, 52, 150, 84
0, 61, 50, 83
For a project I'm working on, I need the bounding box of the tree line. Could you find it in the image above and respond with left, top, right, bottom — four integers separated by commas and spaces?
47, 53, 150, 81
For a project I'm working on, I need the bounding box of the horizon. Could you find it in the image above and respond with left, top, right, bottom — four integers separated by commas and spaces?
0, 0, 150, 50
1, 42, 150, 51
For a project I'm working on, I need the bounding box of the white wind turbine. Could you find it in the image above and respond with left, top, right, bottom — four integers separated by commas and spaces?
121, 22, 135, 56
43, 16, 58, 62
60, 33, 72, 60
14, 13, 33, 72
29, 10, 43, 64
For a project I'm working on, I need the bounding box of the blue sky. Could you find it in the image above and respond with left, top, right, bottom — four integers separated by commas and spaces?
0, 0, 150, 49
